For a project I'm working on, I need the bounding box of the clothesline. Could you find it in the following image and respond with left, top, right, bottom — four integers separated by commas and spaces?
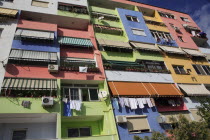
113, 97, 155, 110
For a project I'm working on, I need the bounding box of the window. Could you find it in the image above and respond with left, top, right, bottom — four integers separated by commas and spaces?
193, 65, 210, 75
172, 65, 187, 74
12, 130, 27, 140
139, 60, 168, 73
180, 17, 190, 22
63, 86, 99, 101
68, 128, 91, 137
126, 15, 139, 22
178, 36, 184, 42
127, 116, 150, 133
159, 12, 175, 19
31, 0, 49, 8
0, 28, 3, 37
132, 28, 146, 36
103, 46, 132, 53
150, 30, 173, 42
58, 3, 88, 14
2, 0, 13, 2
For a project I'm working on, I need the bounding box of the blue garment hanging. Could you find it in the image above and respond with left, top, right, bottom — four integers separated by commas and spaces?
113, 98, 119, 110
63, 101, 71, 117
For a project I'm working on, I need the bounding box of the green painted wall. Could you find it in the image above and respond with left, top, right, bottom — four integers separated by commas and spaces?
58, 10, 90, 20
95, 33, 127, 42
134, 51, 164, 61
90, 6, 116, 15
61, 134, 118, 140
101, 51, 134, 62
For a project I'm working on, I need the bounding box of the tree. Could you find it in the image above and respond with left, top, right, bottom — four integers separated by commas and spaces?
197, 97, 210, 128
133, 131, 169, 140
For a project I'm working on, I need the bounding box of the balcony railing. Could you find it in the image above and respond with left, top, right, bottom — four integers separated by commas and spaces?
58, 4, 89, 15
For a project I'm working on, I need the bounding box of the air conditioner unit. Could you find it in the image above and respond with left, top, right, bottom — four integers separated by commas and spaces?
116, 116, 127, 123
48, 64, 58, 73
42, 97, 54, 106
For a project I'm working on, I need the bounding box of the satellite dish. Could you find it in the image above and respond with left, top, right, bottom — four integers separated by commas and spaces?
98, 16, 104, 20
98, 91, 108, 98
157, 115, 166, 123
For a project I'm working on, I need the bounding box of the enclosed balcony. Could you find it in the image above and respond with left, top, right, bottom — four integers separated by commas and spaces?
94, 24, 123, 35
58, 3, 89, 20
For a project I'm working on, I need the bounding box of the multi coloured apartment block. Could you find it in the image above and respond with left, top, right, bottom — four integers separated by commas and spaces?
0, 0, 209, 140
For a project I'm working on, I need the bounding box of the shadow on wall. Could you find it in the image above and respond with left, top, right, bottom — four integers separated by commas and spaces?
6, 64, 19, 76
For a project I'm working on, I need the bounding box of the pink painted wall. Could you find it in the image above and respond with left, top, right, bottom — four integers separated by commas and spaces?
18, 20, 57, 31
113, 0, 200, 49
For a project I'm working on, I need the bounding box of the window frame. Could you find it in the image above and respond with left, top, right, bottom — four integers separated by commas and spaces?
131, 28, 146, 36
178, 36, 184, 42
67, 127, 91, 138
172, 65, 187, 74
180, 17, 190, 22
12, 129, 27, 140
150, 30, 174, 41
193, 64, 210, 75
63, 86, 99, 102
126, 15, 139, 22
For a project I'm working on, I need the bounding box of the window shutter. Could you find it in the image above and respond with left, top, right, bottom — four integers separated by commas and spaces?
127, 116, 150, 131
32, 0, 49, 8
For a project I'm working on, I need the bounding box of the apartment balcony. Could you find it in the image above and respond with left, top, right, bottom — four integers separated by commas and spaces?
146, 23, 169, 33
144, 16, 159, 22
0, 113, 58, 140
192, 35, 209, 47
62, 134, 117, 140
58, 4, 89, 20
94, 24, 123, 35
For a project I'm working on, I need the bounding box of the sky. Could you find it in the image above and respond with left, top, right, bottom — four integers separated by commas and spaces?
132, 0, 210, 44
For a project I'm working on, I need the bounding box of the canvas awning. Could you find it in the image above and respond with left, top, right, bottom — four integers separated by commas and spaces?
183, 49, 206, 57
58, 37, 93, 47
130, 42, 161, 51
9, 49, 57, 61
94, 24, 123, 32
108, 82, 183, 97
97, 39, 132, 49
178, 84, 210, 96
15, 29, 54, 40
105, 60, 140, 67
2, 78, 57, 90
61, 57, 95, 64
0, 7, 18, 17
159, 46, 186, 54
160, 111, 192, 123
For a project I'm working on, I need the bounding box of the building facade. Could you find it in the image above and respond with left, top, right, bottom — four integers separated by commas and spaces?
0, 0, 209, 140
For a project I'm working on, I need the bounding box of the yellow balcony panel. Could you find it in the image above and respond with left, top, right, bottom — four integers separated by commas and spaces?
144, 16, 161, 23
146, 24, 169, 32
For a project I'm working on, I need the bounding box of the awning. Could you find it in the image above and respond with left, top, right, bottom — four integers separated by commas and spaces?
97, 38, 132, 49
183, 49, 206, 57
108, 82, 183, 97
94, 24, 123, 32
183, 24, 200, 31
2, 78, 57, 90
0, 7, 18, 17
159, 46, 186, 54
15, 29, 54, 40
9, 49, 57, 61
178, 84, 210, 96
130, 42, 161, 51
206, 54, 210, 60
160, 111, 192, 123
31, 0, 49, 8
58, 37, 93, 47
105, 60, 140, 67
61, 57, 95, 64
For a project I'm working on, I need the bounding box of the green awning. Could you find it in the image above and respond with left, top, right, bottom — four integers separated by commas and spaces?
58, 37, 93, 47
1, 78, 57, 90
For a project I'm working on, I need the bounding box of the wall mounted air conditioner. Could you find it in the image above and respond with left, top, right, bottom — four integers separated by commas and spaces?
116, 116, 127, 123
48, 64, 58, 73
42, 97, 54, 106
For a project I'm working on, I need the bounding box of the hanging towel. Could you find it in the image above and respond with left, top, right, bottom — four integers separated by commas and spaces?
113, 98, 119, 110
124, 98, 130, 107
142, 98, 147, 104
146, 98, 153, 108
150, 98, 156, 107
70, 100, 76, 110
75, 100, 82, 111
64, 101, 71, 117
136, 98, 144, 109
119, 98, 125, 108
129, 98, 138, 110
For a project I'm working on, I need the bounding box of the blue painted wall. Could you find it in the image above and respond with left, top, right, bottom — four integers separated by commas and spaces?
112, 98, 165, 140
117, 8, 156, 44
12, 31, 60, 52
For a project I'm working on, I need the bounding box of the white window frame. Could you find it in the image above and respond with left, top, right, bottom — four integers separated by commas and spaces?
126, 15, 139, 22
150, 30, 174, 41
63, 86, 99, 102
11, 129, 27, 140
131, 28, 146, 36
67, 127, 91, 138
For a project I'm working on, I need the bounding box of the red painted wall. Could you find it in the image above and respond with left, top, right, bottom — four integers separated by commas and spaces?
18, 19, 57, 31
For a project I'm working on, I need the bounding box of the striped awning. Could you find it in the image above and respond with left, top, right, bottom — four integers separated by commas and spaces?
178, 84, 210, 96
2, 78, 57, 90
61, 57, 95, 64
159, 46, 186, 54
130, 42, 161, 51
94, 24, 123, 32
183, 49, 206, 57
160, 111, 192, 123
97, 38, 132, 49
58, 37, 93, 47
0, 7, 18, 17
9, 49, 57, 61
15, 29, 54, 40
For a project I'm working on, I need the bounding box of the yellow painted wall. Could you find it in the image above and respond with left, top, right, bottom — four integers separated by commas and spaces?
164, 53, 210, 84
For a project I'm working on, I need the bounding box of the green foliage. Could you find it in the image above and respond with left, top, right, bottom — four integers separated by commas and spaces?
133, 131, 169, 140
197, 97, 210, 128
